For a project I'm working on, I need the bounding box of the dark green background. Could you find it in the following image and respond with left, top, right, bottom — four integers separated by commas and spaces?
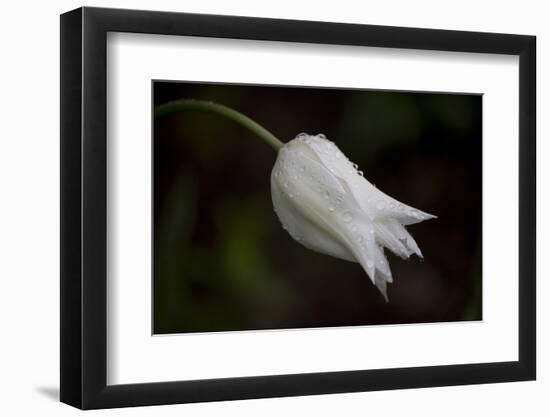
153, 81, 482, 334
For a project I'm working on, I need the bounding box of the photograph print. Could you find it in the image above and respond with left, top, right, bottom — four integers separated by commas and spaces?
153, 81, 482, 335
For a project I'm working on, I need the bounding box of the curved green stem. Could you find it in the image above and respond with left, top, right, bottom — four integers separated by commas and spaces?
154, 99, 284, 151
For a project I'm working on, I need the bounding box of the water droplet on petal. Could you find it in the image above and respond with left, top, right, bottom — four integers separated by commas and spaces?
376, 200, 386, 210
352, 163, 359, 170
342, 211, 352, 222
357, 170, 364, 177
328, 205, 335, 212
323, 191, 330, 200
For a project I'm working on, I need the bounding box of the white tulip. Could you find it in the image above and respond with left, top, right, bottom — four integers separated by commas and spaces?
271, 133, 436, 300
156, 100, 436, 301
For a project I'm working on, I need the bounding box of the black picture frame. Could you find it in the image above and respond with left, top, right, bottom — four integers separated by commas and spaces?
60, 6, 536, 410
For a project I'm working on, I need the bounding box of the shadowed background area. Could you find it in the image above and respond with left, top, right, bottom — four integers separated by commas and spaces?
153, 81, 482, 334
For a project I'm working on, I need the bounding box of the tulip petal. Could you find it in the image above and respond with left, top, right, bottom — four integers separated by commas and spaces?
271, 171, 356, 263
375, 273, 390, 302
272, 145, 388, 285
301, 134, 436, 225
374, 219, 423, 259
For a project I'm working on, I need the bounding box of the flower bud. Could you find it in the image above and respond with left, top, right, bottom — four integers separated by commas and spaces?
271, 133, 435, 300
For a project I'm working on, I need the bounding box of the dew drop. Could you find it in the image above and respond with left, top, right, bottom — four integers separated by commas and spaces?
342, 211, 352, 222
296, 132, 308, 141
323, 190, 330, 200
352, 163, 359, 169
357, 170, 364, 177
288, 193, 294, 199
366, 260, 374, 269
376, 200, 386, 210
328, 205, 335, 212
283, 182, 288, 188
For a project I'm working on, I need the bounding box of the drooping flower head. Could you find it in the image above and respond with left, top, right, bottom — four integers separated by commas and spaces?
271, 133, 435, 300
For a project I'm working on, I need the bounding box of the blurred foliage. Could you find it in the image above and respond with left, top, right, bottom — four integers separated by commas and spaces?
153, 82, 482, 334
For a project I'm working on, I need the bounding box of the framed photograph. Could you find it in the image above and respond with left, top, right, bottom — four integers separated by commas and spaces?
60, 6, 536, 409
